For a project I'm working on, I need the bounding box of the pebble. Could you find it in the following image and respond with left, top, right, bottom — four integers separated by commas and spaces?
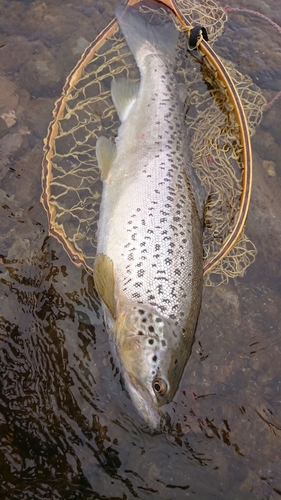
73, 36, 91, 56
1, 110, 17, 129
0, 75, 19, 120
262, 159, 276, 177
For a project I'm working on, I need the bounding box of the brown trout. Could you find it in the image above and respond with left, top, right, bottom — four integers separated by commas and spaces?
94, 3, 203, 428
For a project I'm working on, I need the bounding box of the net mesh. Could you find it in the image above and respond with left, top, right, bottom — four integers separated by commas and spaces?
43, 0, 266, 286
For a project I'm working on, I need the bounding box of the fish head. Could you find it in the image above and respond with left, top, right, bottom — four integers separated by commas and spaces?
113, 306, 193, 428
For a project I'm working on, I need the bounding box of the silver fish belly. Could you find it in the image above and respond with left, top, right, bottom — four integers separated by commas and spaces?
94, 3, 203, 428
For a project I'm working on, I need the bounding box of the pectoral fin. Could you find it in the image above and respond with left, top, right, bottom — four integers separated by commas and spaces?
93, 253, 116, 319
111, 77, 139, 121
96, 136, 116, 180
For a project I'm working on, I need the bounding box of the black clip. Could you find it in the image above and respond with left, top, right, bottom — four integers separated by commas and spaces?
189, 25, 208, 49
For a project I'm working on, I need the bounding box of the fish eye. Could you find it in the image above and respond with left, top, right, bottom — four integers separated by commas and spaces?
152, 378, 168, 396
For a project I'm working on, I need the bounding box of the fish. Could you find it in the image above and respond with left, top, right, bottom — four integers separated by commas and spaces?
94, 2, 203, 428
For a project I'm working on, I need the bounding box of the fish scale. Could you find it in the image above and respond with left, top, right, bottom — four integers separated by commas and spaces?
94, 3, 203, 427
100, 61, 201, 328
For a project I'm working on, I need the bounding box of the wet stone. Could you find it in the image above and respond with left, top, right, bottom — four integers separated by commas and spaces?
24, 97, 55, 139
0, 117, 9, 139
0, 75, 19, 120
0, 36, 32, 73
0, 133, 23, 157
6, 147, 44, 207
72, 36, 90, 56
253, 129, 281, 163
19, 41, 63, 95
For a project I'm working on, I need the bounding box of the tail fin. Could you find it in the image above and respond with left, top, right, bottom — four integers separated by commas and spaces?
115, 4, 178, 66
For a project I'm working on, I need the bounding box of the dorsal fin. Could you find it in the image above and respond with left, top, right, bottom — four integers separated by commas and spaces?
111, 77, 139, 122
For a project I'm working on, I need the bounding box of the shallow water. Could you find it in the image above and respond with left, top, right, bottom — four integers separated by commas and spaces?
0, 0, 281, 498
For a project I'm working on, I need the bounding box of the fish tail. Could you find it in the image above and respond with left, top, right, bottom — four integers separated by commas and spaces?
115, 4, 178, 66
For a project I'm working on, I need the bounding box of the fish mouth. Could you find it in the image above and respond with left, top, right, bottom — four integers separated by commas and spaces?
123, 372, 163, 429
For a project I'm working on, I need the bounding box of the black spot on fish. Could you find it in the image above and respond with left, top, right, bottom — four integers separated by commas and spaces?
138, 330, 144, 335
152, 355, 157, 362
148, 339, 154, 345
138, 309, 144, 314
148, 326, 154, 333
